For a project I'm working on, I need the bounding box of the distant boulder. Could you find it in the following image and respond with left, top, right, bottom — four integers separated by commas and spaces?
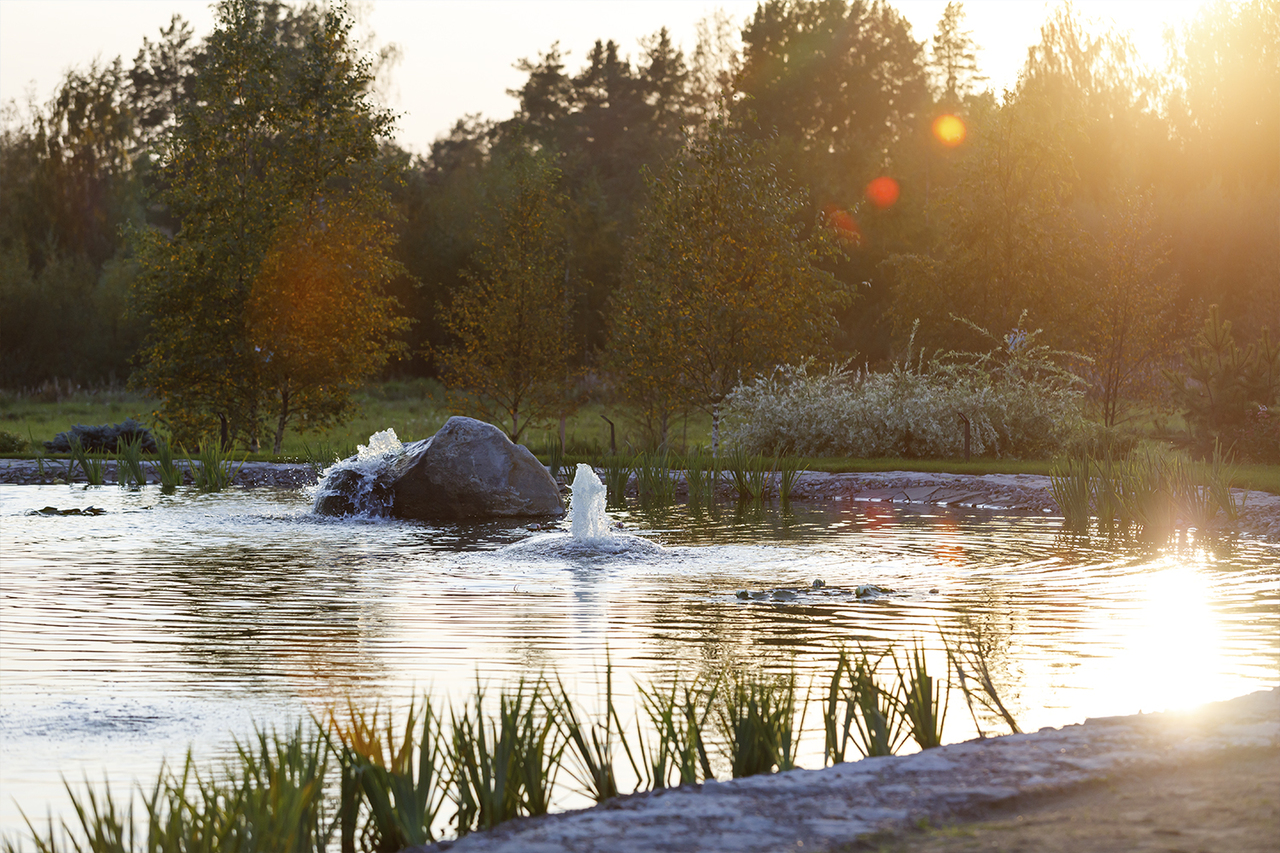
391, 417, 563, 520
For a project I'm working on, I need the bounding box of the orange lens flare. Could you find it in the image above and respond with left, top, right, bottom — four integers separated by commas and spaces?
932, 114, 966, 147
865, 176, 900, 209
823, 204, 861, 244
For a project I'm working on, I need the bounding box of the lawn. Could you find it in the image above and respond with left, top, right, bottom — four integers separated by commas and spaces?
2, 383, 1277, 495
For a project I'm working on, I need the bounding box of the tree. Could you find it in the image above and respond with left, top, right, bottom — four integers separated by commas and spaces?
606, 119, 847, 452
130, 0, 406, 450
928, 2, 985, 107
1080, 192, 1182, 427
886, 91, 1087, 352
437, 149, 575, 443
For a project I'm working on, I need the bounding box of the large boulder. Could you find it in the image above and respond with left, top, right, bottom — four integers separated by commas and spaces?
391, 416, 563, 520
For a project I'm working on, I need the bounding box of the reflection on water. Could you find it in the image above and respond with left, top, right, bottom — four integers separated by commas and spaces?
2, 484, 1278, 837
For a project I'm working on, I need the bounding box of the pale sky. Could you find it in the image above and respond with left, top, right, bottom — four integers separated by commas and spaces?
0, 0, 1208, 156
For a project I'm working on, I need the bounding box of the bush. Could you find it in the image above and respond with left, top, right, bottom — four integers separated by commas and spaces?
724, 321, 1086, 459
0, 430, 28, 453
45, 418, 158, 454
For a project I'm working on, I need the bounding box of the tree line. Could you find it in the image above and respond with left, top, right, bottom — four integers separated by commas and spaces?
1, 0, 1275, 453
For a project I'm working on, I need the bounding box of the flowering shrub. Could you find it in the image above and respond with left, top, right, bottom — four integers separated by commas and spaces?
724, 322, 1087, 459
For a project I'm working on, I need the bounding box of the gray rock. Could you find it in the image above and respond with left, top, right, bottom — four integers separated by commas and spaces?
391, 416, 563, 520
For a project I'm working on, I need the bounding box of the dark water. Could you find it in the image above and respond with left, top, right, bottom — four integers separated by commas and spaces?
2, 483, 1278, 837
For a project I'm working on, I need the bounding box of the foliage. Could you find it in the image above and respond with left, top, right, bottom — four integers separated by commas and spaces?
1166, 305, 1279, 461
724, 320, 1086, 459
1079, 192, 1184, 427
45, 418, 156, 453
437, 148, 576, 443
129, 0, 406, 452
607, 117, 848, 453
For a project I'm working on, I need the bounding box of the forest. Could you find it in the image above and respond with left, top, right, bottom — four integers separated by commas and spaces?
0, 0, 1276, 458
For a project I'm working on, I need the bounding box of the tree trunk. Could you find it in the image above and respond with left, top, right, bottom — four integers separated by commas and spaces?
273, 386, 290, 455
711, 403, 721, 459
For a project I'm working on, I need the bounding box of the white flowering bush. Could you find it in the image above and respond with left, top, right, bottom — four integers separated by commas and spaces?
724, 321, 1087, 459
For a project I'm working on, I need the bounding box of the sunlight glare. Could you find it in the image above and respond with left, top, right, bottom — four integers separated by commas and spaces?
932, 114, 966, 147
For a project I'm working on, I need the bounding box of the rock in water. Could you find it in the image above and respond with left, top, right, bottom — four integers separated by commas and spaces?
391, 416, 563, 520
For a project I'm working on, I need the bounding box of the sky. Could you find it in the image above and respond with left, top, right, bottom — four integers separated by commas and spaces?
0, 0, 1209, 156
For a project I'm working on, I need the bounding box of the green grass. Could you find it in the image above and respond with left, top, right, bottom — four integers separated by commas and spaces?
3, 383, 1277, 495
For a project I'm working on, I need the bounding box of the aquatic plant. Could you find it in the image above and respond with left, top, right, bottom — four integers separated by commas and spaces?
152, 438, 185, 492
895, 642, 948, 750
776, 456, 801, 501
716, 670, 803, 778
450, 679, 563, 835
634, 450, 676, 506
636, 675, 717, 788
848, 650, 909, 758
727, 449, 771, 502
682, 449, 719, 507
553, 665, 630, 803
1049, 454, 1092, 529
115, 433, 147, 490
944, 617, 1021, 738
329, 699, 447, 850
67, 435, 105, 486
189, 442, 244, 492
599, 455, 631, 508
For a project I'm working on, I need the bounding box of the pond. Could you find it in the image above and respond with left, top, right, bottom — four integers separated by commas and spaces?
1, 481, 1278, 840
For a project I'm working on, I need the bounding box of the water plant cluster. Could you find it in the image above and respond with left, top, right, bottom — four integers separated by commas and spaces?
723, 324, 1085, 460
591, 449, 806, 509
7, 638, 1017, 853
1049, 441, 1244, 538
43, 438, 244, 493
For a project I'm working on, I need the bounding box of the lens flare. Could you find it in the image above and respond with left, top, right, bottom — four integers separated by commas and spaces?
932, 114, 966, 147
823, 204, 861, 244
865, 176, 900, 209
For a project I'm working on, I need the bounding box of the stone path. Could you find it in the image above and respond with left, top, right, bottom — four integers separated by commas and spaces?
408, 689, 1279, 853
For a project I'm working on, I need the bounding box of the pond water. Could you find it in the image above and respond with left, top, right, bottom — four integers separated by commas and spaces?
2, 481, 1278, 840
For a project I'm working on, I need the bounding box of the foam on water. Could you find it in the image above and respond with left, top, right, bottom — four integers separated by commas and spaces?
309, 428, 405, 516
504, 464, 661, 558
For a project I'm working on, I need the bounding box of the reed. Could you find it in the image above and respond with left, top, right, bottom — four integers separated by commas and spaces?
944, 617, 1021, 737
634, 450, 676, 506
776, 457, 802, 502
599, 455, 632, 509
848, 650, 908, 758
553, 664, 630, 803
716, 670, 802, 778
1048, 454, 1092, 529
68, 435, 106, 486
152, 438, 185, 492
189, 442, 245, 492
894, 642, 948, 750
636, 676, 717, 788
821, 649, 857, 765
328, 698, 448, 851
727, 450, 771, 502
682, 449, 719, 507
449, 679, 563, 835
115, 433, 147, 490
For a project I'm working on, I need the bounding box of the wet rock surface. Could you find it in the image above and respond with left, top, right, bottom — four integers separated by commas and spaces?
407, 688, 1279, 853
391, 417, 564, 520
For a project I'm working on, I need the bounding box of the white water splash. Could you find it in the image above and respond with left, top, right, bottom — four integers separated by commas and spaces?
568, 463, 611, 542
310, 428, 406, 516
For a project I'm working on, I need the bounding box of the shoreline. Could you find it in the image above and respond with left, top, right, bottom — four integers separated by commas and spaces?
406, 688, 1279, 853
3, 458, 1276, 542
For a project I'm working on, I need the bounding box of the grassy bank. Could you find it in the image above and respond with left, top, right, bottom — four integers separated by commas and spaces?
3, 384, 1277, 495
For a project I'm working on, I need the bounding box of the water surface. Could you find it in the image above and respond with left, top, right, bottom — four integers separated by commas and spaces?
2, 483, 1277, 837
